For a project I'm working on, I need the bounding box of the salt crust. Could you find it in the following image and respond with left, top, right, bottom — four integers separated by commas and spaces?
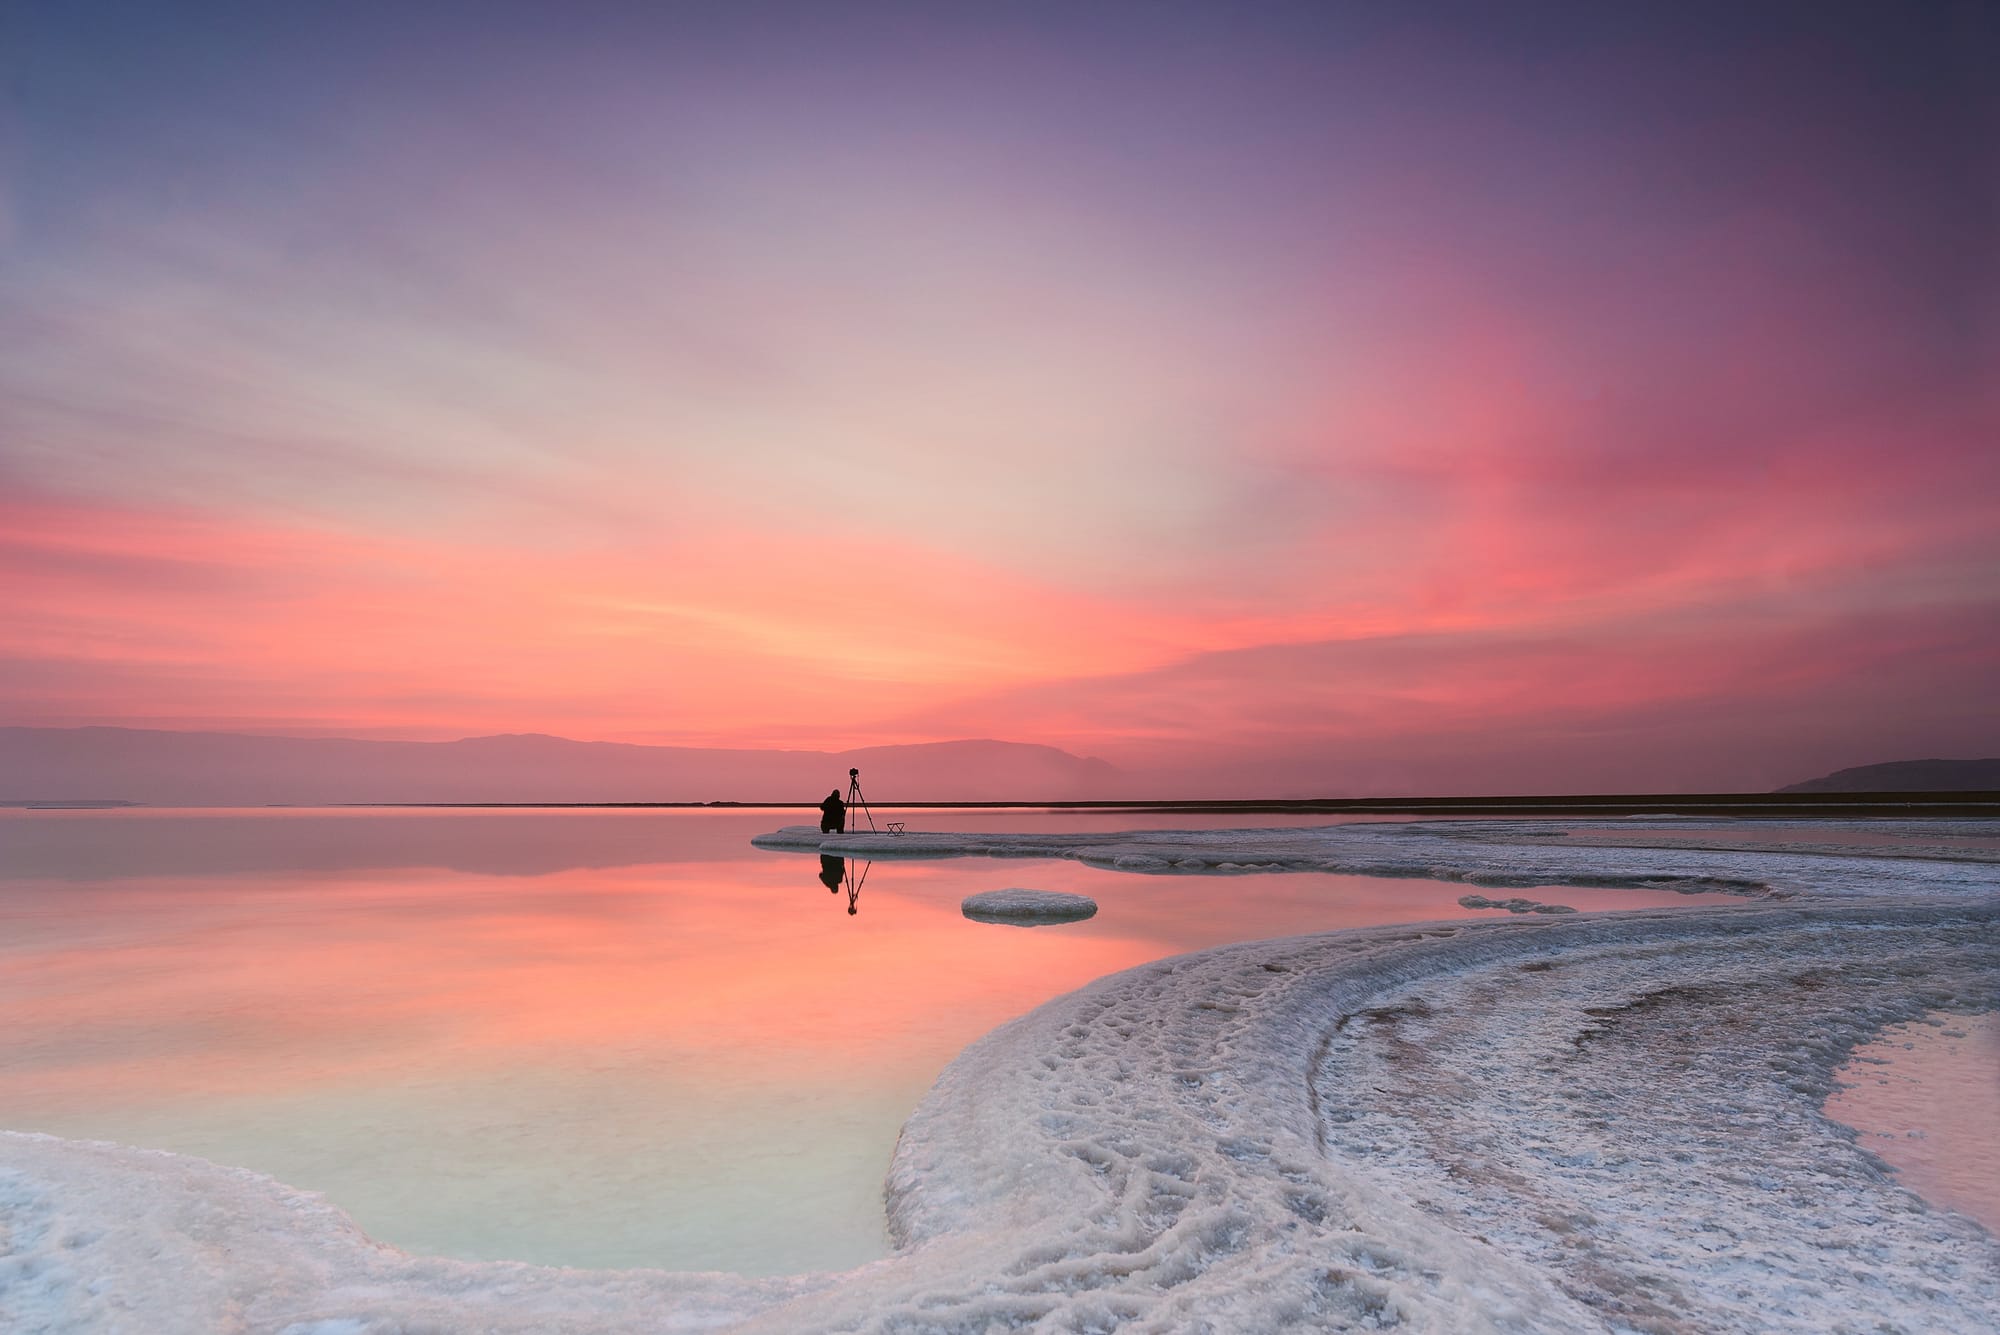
962, 889, 1098, 924
1456, 894, 1576, 914
5, 819, 1997, 1333
753, 817, 1999, 898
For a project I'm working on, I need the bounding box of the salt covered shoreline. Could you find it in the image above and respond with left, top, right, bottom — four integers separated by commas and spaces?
5, 819, 1997, 1332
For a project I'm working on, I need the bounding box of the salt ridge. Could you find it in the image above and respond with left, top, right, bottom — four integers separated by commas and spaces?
5, 820, 1997, 1332
753, 817, 2000, 896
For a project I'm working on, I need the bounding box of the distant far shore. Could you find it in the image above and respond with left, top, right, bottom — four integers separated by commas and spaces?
295, 790, 2000, 817
13, 792, 1997, 818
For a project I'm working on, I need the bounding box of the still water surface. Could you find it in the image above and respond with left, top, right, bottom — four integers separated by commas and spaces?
1, 807, 1741, 1274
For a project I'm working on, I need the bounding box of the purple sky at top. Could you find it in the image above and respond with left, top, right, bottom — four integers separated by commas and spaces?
2, 0, 1994, 794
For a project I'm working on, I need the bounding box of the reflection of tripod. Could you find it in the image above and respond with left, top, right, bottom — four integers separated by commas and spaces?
844, 857, 871, 915
818, 853, 872, 915
844, 767, 877, 833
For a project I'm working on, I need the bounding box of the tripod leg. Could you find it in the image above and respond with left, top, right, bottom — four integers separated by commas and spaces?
847, 780, 877, 833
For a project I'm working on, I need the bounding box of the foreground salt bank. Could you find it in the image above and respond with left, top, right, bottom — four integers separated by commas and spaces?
5, 819, 1997, 1333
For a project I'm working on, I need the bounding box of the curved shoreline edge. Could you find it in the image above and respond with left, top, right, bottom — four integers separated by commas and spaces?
753, 817, 2000, 894
5, 821, 1998, 1333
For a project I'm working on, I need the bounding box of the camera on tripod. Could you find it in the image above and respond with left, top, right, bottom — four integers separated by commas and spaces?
840, 770, 903, 836
844, 768, 873, 833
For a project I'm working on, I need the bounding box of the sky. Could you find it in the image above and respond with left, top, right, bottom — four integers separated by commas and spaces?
2, 0, 1995, 795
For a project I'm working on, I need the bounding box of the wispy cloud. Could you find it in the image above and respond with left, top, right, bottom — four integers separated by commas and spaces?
3, 3, 1993, 788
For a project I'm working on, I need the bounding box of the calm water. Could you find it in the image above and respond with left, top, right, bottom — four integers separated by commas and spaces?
0, 807, 1742, 1274
1826, 1013, 2000, 1234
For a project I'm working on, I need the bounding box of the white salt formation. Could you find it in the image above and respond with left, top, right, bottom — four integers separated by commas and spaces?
754, 817, 1996, 899
6, 820, 1998, 1333
1457, 893, 1577, 913
961, 888, 1097, 925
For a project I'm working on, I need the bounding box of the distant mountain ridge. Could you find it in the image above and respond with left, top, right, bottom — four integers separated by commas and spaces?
1777, 758, 2000, 793
0, 726, 1120, 805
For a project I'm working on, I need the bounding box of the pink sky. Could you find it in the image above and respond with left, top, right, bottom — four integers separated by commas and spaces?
3, 5, 1994, 794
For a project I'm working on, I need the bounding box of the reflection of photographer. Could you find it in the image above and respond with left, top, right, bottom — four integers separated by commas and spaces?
815, 853, 868, 916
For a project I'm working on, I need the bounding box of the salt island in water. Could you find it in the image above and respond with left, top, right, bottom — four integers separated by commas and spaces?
4, 817, 1996, 1333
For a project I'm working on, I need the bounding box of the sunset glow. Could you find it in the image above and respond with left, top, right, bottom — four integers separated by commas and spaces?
4, 3, 1993, 793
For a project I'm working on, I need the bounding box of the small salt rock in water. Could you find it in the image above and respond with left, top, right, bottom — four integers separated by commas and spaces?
1459, 894, 1578, 915
961, 889, 1098, 927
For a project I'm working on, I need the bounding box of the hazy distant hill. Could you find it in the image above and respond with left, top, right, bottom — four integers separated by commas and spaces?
0, 727, 1120, 805
1777, 758, 2000, 793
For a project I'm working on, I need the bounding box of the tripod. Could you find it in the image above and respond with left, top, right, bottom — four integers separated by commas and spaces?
844, 767, 877, 833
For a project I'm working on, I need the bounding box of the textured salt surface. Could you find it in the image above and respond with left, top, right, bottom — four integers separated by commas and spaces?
961, 888, 1098, 925
7, 819, 1998, 1333
753, 817, 1985, 897
1457, 894, 1577, 914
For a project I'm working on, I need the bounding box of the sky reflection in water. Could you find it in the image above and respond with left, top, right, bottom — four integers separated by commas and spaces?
1, 807, 1744, 1273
